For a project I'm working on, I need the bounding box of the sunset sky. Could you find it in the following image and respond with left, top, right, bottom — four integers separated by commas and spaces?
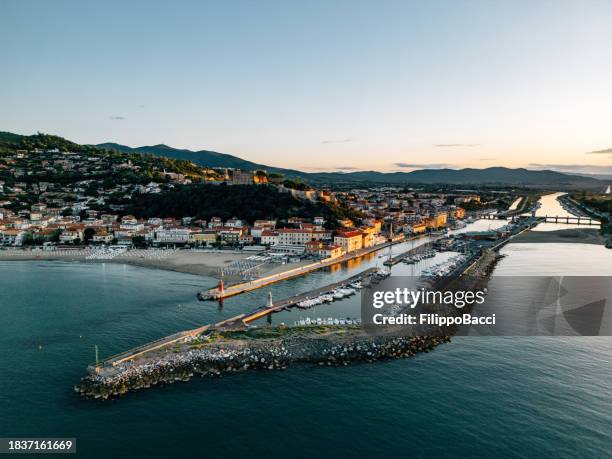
2, 0, 611, 174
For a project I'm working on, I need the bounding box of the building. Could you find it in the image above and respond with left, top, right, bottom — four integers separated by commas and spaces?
225, 218, 244, 228
305, 240, 323, 253
453, 207, 466, 219
253, 219, 276, 229
269, 244, 305, 255
411, 222, 427, 234
59, 229, 83, 244
154, 228, 190, 244
334, 230, 363, 253
189, 230, 217, 246
0, 229, 22, 245
424, 212, 448, 229
337, 218, 354, 227
217, 227, 242, 243
361, 231, 375, 248
232, 170, 253, 185
277, 228, 316, 246
92, 231, 113, 244
208, 217, 223, 228
261, 230, 279, 246
319, 244, 343, 259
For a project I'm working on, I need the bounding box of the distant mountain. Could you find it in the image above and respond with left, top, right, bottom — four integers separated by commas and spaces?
309, 167, 602, 187
95, 142, 305, 178
0, 131, 602, 188
96, 141, 601, 188
570, 172, 612, 181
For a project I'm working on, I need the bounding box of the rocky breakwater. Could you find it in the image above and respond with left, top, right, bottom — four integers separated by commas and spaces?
75, 326, 451, 399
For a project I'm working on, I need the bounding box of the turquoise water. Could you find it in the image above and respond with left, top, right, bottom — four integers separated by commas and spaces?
1, 257, 611, 458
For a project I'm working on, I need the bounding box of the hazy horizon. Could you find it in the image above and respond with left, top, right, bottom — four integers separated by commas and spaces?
2, 0, 611, 175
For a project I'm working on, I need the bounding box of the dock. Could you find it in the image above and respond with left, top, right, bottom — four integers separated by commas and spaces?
199, 238, 411, 300
383, 242, 436, 266
230, 267, 378, 326
94, 268, 379, 371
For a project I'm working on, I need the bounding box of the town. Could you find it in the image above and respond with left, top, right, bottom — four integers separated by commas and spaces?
0, 136, 509, 258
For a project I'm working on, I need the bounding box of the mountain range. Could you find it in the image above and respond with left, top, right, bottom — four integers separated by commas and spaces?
95, 141, 603, 188
0, 131, 603, 188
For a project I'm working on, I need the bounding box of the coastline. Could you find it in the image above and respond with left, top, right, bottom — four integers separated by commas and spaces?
0, 249, 292, 278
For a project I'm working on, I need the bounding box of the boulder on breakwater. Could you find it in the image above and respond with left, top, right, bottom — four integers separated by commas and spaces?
75, 326, 451, 399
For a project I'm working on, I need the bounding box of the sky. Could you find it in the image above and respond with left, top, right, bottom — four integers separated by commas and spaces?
1, 0, 611, 174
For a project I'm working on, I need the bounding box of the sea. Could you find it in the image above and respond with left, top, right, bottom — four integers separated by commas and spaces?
0, 194, 610, 458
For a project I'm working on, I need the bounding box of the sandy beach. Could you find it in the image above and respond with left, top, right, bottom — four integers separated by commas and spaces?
0, 248, 291, 278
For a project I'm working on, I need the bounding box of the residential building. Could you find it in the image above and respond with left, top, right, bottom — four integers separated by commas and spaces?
334, 230, 364, 253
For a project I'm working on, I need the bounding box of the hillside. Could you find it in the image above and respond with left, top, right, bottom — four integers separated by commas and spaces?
95, 142, 305, 178
126, 183, 360, 227
1, 131, 603, 188
95, 140, 602, 188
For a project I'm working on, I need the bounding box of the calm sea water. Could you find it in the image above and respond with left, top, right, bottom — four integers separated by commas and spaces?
1, 212, 611, 458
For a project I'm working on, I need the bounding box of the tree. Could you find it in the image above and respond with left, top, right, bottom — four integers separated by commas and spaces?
21, 232, 34, 246
132, 235, 147, 248
84, 228, 96, 243
51, 229, 62, 243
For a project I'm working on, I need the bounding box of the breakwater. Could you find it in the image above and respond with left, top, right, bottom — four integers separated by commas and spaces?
75, 327, 450, 399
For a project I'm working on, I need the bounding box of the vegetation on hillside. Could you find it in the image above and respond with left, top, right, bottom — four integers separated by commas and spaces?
125, 183, 361, 226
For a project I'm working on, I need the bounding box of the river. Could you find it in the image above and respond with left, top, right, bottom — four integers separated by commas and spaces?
0, 199, 610, 458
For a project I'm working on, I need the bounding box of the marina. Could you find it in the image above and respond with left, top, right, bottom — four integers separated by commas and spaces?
389, 246, 437, 266
92, 215, 542, 372
198, 237, 410, 301
93, 268, 379, 370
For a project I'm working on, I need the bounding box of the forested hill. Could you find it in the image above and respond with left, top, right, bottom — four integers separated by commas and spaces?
126, 184, 360, 227
96, 142, 305, 178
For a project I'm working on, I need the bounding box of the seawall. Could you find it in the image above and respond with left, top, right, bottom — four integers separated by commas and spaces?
75, 328, 450, 399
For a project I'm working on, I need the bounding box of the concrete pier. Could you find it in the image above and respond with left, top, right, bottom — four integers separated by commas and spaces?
93, 268, 379, 371
199, 238, 411, 300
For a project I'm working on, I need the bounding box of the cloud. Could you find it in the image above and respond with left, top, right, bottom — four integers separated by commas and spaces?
586, 148, 612, 154
110, 116, 126, 120
434, 143, 480, 147
322, 138, 352, 144
394, 162, 450, 169
528, 163, 612, 174
302, 166, 361, 172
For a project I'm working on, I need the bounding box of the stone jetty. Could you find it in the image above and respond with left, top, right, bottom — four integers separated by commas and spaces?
75, 326, 450, 399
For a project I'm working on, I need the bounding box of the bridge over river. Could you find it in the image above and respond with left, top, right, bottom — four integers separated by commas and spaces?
481, 214, 599, 226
